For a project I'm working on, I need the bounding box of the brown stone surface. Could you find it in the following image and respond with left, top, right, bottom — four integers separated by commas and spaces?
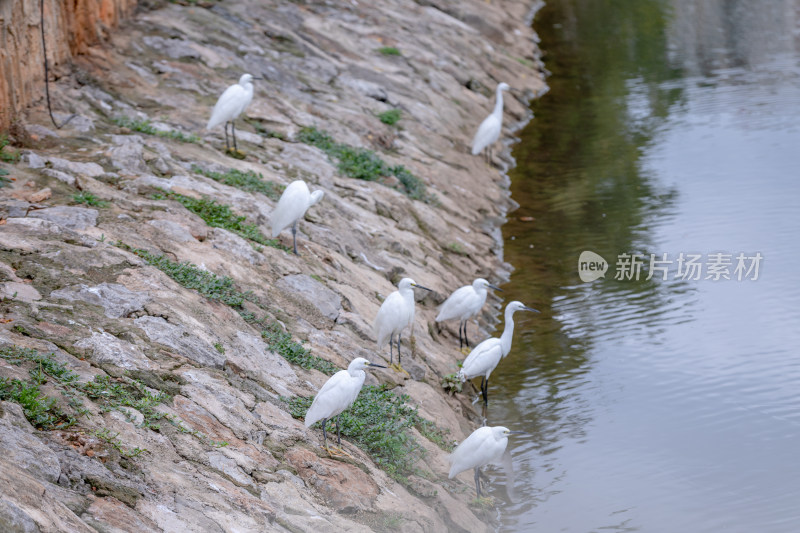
286, 447, 380, 513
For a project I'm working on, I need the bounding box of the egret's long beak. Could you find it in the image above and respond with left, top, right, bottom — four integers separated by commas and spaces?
367, 362, 387, 369
412, 284, 433, 292
508, 430, 526, 435
252, 76, 264, 80
488, 284, 503, 292
523, 306, 540, 313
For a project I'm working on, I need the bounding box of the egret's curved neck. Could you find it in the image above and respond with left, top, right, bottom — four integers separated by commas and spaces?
492, 87, 505, 117
500, 308, 516, 356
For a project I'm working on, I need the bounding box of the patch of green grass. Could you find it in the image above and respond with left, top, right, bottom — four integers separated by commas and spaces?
377, 109, 402, 126
0, 378, 75, 430
297, 127, 435, 203
81, 374, 169, 429
115, 242, 254, 308
113, 117, 200, 143
261, 323, 338, 375
445, 242, 467, 256
214, 342, 225, 354
162, 191, 289, 251
0, 168, 11, 188
377, 47, 401, 56
283, 385, 451, 482
191, 165, 284, 201
0, 135, 20, 163
73, 192, 110, 208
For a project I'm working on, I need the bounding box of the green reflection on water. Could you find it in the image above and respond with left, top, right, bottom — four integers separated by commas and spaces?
496, 0, 685, 402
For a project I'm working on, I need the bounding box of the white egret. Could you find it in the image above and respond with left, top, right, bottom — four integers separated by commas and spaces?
305, 357, 385, 456
471, 82, 510, 163
449, 425, 523, 497
458, 301, 539, 407
436, 278, 503, 353
270, 180, 325, 255
374, 277, 432, 372
207, 73, 259, 154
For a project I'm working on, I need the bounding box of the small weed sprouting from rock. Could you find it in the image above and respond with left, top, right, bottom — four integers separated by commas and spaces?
377, 47, 401, 56
115, 242, 254, 308
214, 342, 225, 354
0, 135, 20, 163
158, 191, 289, 251
73, 192, 110, 207
191, 165, 284, 201
445, 242, 467, 256
377, 109, 401, 126
261, 322, 338, 375
0, 168, 11, 188
113, 116, 200, 144
93, 428, 146, 458
296, 126, 436, 203
441, 373, 463, 395
282, 385, 451, 483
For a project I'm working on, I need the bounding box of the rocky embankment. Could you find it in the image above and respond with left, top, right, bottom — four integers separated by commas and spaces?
0, 0, 545, 531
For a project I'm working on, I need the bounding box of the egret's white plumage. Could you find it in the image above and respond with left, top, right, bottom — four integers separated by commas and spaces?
207, 73, 256, 152
374, 277, 432, 368
458, 301, 539, 406
270, 180, 324, 255
449, 425, 520, 496
471, 82, 510, 159
305, 357, 384, 453
436, 278, 501, 350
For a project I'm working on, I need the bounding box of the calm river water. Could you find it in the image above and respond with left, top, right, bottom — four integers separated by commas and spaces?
490, 0, 800, 531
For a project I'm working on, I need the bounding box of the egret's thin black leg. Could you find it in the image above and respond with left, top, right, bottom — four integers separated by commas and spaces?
224, 122, 230, 151
458, 321, 464, 350
397, 332, 402, 365
464, 321, 470, 348
389, 333, 394, 366
482, 377, 489, 407
336, 415, 342, 445
321, 417, 328, 448
474, 467, 482, 497
291, 221, 298, 255
232, 120, 238, 151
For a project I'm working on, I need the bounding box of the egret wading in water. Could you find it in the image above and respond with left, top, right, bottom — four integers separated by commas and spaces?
436, 278, 503, 354
304, 357, 385, 456
471, 82, 510, 163
207, 73, 259, 156
459, 301, 539, 409
374, 278, 432, 373
449, 425, 523, 497
270, 180, 325, 255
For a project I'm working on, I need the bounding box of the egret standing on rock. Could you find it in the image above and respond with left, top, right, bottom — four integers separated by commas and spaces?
471, 82, 510, 163
207, 73, 259, 155
459, 301, 539, 408
374, 278, 432, 372
449, 425, 523, 497
305, 357, 385, 456
271, 180, 324, 255
436, 278, 502, 353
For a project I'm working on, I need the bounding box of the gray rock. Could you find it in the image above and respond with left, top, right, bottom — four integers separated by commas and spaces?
74, 331, 155, 370
21, 151, 46, 169
0, 402, 61, 484
0, 500, 40, 533
50, 283, 150, 318
147, 219, 195, 243
134, 316, 225, 368
337, 74, 388, 102
0, 199, 33, 218
142, 36, 200, 60
275, 274, 341, 323
226, 331, 300, 396
46, 157, 104, 177
109, 135, 149, 174
53, 113, 95, 133
208, 228, 262, 265
28, 206, 98, 230
41, 168, 77, 187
